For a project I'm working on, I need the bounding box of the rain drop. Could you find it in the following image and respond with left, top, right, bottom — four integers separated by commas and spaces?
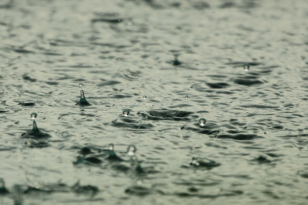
123, 109, 130, 117
127, 145, 137, 156
199, 118, 206, 126
30, 113, 37, 120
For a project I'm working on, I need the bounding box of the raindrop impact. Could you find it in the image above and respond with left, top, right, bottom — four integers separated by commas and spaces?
173, 55, 181, 66
21, 112, 52, 139
31, 113, 39, 131
106, 144, 123, 161
199, 118, 206, 126
127, 145, 137, 156
123, 109, 130, 117
77, 90, 91, 106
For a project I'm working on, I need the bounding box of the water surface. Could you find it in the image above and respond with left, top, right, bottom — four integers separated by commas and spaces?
1, 0, 308, 204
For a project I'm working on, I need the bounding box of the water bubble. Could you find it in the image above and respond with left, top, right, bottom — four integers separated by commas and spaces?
30, 113, 37, 119
127, 145, 137, 156
123, 109, 130, 117
199, 118, 206, 126
243, 64, 250, 71
79, 83, 83, 88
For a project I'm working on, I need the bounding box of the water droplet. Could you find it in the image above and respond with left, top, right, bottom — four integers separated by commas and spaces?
123, 109, 130, 117
79, 83, 83, 88
127, 145, 137, 156
243, 64, 250, 71
143, 95, 147, 99
109, 143, 114, 151
199, 118, 206, 126
30, 113, 37, 119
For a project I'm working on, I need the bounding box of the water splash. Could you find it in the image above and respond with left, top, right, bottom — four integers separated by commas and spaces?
127, 145, 137, 156
127, 145, 145, 174
31, 113, 39, 131
123, 109, 130, 117
243, 64, 250, 71
173, 55, 181, 66
198, 118, 206, 126
21, 113, 52, 139
76, 90, 91, 106
106, 144, 123, 161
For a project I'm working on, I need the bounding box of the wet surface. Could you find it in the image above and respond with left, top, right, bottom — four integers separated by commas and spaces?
1, 0, 308, 204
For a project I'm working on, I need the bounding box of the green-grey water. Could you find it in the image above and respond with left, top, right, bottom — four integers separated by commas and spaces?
1, 0, 308, 204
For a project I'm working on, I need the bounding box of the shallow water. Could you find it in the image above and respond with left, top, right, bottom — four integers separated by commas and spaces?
1, 0, 308, 204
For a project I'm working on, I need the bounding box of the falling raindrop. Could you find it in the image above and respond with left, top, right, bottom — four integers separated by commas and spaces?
199, 118, 206, 126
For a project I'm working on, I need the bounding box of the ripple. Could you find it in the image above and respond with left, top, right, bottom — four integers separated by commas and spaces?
206, 82, 230, 89
138, 109, 195, 121
233, 76, 264, 86
217, 134, 262, 140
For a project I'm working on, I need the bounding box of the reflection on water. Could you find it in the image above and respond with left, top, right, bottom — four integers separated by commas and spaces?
1, 0, 308, 204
